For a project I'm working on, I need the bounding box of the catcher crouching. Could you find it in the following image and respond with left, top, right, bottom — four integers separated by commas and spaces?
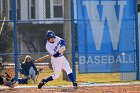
0, 62, 16, 88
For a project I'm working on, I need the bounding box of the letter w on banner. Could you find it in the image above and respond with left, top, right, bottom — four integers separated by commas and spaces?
77, 0, 136, 73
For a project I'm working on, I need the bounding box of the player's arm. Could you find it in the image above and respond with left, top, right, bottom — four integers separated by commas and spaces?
52, 39, 66, 57
58, 39, 66, 53
54, 39, 66, 54
46, 49, 60, 57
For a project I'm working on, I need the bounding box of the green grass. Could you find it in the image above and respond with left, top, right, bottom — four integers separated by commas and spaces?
77, 73, 120, 83
22, 68, 120, 86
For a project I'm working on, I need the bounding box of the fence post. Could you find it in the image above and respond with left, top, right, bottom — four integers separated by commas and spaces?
13, 0, 18, 81
120, 0, 139, 81
63, 0, 71, 81
135, 0, 140, 80
71, 0, 76, 81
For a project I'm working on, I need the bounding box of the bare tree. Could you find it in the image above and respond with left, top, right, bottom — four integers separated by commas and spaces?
0, 17, 14, 61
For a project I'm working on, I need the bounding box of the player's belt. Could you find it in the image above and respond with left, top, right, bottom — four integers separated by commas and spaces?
52, 53, 64, 58
54, 55, 63, 58
58, 55, 63, 57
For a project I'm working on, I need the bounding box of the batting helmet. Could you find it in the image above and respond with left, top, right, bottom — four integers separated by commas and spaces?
46, 30, 56, 39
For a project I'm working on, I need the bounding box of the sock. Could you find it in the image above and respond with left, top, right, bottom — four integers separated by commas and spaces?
68, 73, 75, 83
42, 76, 53, 83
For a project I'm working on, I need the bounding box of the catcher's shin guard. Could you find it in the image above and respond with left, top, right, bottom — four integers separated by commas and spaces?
0, 76, 4, 85
4, 80, 16, 88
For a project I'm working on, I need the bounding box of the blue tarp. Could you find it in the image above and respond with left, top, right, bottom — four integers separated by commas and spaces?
77, 0, 136, 73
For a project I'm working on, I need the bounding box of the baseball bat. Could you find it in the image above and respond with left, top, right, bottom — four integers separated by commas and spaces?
35, 55, 50, 62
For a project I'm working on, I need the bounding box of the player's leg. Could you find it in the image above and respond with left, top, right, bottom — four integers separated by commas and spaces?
0, 76, 16, 88
62, 57, 77, 87
3, 80, 16, 88
29, 67, 37, 83
0, 76, 4, 85
38, 58, 62, 89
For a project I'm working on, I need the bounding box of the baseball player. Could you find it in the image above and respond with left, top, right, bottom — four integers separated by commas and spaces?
0, 62, 16, 88
38, 30, 77, 89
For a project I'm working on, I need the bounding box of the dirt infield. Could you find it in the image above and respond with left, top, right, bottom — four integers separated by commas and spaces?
0, 84, 140, 93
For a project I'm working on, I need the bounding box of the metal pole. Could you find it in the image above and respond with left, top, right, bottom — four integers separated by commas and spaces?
63, 0, 71, 81
13, 0, 18, 81
135, 0, 139, 80
70, 0, 76, 80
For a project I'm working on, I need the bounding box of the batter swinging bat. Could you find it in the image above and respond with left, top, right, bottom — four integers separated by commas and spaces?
35, 55, 50, 62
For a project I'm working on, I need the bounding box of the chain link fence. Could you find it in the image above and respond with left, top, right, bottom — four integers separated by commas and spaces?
0, 0, 138, 85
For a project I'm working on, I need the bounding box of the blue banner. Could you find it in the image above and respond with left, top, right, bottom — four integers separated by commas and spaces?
77, 0, 136, 73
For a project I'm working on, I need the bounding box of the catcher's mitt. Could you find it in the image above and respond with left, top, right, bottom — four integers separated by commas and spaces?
4, 68, 15, 79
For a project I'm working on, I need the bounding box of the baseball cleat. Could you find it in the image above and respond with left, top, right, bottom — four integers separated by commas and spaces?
38, 82, 45, 89
73, 82, 78, 87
